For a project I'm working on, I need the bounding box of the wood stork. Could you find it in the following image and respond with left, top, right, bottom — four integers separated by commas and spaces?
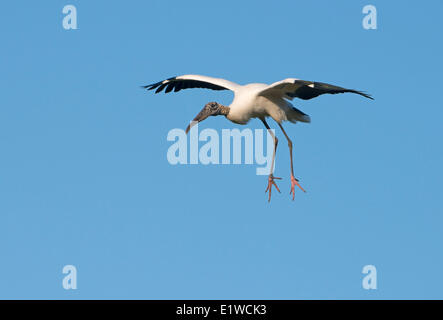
142, 75, 373, 202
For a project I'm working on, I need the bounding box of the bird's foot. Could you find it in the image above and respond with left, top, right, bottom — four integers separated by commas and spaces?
290, 175, 306, 200
265, 174, 281, 202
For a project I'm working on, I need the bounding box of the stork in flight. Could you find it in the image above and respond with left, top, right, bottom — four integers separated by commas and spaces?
143, 75, 373, 202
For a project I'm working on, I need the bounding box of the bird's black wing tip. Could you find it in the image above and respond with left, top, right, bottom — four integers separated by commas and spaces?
351, 89, 374, 100
361, 92, 374, 100
141, 77, 177, 93
141, 83, 157, 90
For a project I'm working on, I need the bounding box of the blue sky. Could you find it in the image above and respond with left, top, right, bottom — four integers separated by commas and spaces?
1, 0, 442, 299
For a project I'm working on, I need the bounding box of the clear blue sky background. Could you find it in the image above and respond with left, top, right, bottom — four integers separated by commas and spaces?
1, 0, 442, 299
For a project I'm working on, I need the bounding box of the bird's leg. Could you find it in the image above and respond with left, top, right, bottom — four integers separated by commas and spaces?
261, 119, 281, 202
278, 123, 306, 200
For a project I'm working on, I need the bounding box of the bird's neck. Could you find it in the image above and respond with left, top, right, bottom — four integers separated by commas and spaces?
219, 105, 230, 116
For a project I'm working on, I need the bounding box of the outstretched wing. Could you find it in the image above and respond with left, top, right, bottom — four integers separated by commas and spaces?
142, 74, 240, 94
259, 78, 373, 100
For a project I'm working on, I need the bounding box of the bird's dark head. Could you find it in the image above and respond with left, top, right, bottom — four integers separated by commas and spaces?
185, 102, 229, 134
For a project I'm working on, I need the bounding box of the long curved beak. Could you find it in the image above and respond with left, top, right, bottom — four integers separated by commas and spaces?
185, 107, 213, 134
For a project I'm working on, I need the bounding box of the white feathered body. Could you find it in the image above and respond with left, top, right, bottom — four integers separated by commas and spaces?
227, 83, 311, 125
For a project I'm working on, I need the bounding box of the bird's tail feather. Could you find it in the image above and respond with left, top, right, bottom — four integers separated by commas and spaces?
288, 106, 311, 123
